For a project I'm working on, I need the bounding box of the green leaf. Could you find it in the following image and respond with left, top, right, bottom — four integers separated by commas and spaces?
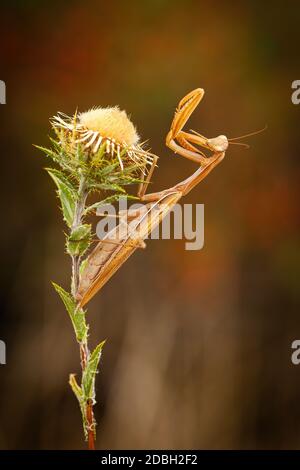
79, 258, 89, 277
34, 144, 60, 163
52, 283, 88, 342
82, 340, 106, 399
108, 176, 143, 186
90, 141, 107, 165
69, 374, 89, 440
48, 137, 63, 151
69, 373, 83, 403
47, 138, 81, 174
46, 167, 77, 192
83, 194, 132, 216
95, 161, 120, 176
67, 224, 91, 256
46, 168, 77, 227
92, 182, 126, 192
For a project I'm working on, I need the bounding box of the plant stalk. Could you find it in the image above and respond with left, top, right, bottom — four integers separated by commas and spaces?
71, 175, 96, 450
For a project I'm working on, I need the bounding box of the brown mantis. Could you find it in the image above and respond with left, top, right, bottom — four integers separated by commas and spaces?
76, 88, 230, 307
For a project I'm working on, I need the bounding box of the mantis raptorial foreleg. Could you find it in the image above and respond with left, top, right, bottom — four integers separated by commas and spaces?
140, 151, 225, 203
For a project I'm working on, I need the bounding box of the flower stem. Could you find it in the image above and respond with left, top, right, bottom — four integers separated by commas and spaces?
80, 341, 96, 450
87, 400, 96, 450
70, 175, 96, 450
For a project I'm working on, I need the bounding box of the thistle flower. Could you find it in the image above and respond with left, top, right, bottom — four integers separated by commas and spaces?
51, 106, 155, 171
38, 102, 158, 449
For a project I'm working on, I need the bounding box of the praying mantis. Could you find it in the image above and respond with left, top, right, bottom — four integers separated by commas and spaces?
75, 88, 237, 307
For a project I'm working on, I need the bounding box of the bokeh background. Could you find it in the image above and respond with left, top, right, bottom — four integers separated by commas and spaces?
0, 0, 300, 449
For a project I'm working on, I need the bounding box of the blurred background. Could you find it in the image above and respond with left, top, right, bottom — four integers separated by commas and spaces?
0, 0, 300, 450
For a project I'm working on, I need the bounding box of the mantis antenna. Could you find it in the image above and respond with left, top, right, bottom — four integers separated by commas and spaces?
227, 125, 267, 148
190, 125, 267, 150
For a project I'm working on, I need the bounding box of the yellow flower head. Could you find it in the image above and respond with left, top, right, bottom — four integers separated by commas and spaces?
51, 106, 155, 171
79, 107, 139, 147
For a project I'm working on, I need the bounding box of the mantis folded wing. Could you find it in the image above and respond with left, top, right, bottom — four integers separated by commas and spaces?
76, 192, 181, 307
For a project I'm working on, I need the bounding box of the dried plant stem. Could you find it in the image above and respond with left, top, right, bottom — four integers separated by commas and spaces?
70, 176, 96, 450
